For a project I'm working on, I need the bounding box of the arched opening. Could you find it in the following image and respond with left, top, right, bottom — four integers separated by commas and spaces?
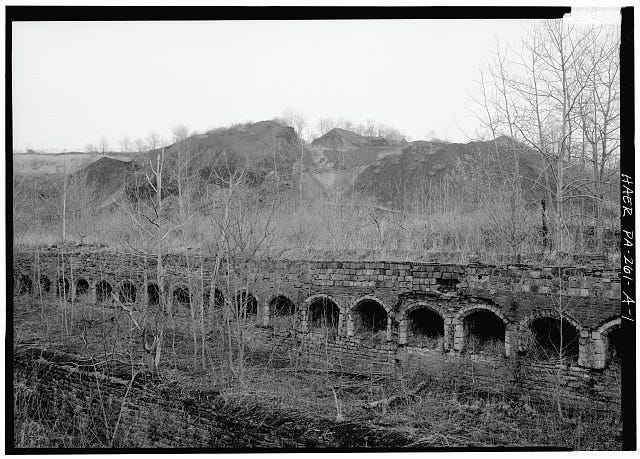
235, 291, 258, 317
96, 281, 113, 303
17, 275, 33, 295
606, 327, 622, 368
173, 287, 192, 307
407, 308, 444, 349
462, 309, 505, 356
75, 279, 89, 297
203, 287, 225, 309
147, 283, 160, 306
524, 317, 579, 363
352, 299, 388, 343
212, 289, 225, 308
56, 277, 70, 299
307, 297, 340, 338
271, 295, 296, 316
269, 295, 296, 330
38, 275, 51, 294
118, 281, 137, 303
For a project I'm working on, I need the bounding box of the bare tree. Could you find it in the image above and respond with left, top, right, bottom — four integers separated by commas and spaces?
338, 118, 354, 132
318, 117, 337, 135
134, 138, 149, 156
449, 143, 538, 262
200, 149, 283, 383
85, 143, 98, 154
282, 108, 308, 205
99, 135, 109, 156
363, 118, 378, 137
169, 125, 203, 370
119, 136, 131, 154
576, 25, 620, 251
147, 132, 161, 151
472, 19, 619, 254
63, 169, 96, 244
112, 138, 187, 375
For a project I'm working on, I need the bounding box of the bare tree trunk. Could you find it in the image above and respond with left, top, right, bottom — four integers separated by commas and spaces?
153, 146, 166, 375
299, 139, 304, 206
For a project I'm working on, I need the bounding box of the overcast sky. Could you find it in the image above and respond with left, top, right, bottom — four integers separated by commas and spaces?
14, 18, 545, 151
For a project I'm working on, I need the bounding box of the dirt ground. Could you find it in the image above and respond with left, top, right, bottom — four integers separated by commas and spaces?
11, 294, 623, 450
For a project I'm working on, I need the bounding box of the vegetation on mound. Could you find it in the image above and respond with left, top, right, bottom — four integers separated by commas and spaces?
13, 112, 619, 266
312, 127, 395, 150
12, 175, 619, 266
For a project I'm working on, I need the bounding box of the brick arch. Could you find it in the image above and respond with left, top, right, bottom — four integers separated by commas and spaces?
516, 308, 583, 365
16, 273, 33, 295
398, 301, 450, 347
349, 295, 391, 315
455, 304, 509, 325
232, 289, 259, 317
233, 288, 259, 303
267, 294, 297, 314
592, 317, 622, 369
302, 294, 343, 334
55, 276, 71, 299
517, 309, 583, 336
596, 317, 621, 336
75, 278, 90, 297
203, 285, 226, 308
117, 280, 138, 303
399, 301, 449, 322
36, 273, 53, 295
172, 284, 193, 308
94, 278, 115, 303
302, 294, 343, 311
93, 277, 115, 286
453, 304, 511, 357
263, 293, 298, 327
146, 282, 161, 306
347, 296, 391, 341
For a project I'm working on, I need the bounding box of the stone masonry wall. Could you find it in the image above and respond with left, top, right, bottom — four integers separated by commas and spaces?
13, 247, 622, 409
247, 326, 621, 410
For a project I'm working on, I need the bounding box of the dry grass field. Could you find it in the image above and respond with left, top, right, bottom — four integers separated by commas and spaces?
13, 293, 622, 449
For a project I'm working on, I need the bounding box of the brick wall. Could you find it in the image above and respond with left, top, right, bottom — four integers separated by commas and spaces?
249, 326, 621, 410
13, 247, 621, 408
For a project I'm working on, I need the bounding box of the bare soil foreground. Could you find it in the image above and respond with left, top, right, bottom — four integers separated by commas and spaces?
13, 295, 622, 450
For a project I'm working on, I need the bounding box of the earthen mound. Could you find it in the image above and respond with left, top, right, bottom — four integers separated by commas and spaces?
353, 136, 548, 207
83, 156, 138, 199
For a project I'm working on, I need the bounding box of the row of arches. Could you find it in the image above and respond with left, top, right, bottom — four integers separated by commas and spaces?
15, 274, 621, 369
15, 274, 261, 314
297, 296, 621, 369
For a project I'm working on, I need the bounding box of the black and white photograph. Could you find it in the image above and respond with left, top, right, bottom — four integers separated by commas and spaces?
6, 5, 635, 452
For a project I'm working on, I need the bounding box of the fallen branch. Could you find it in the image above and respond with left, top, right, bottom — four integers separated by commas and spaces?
109, 293, 140, 331
365, 381, 430, 414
